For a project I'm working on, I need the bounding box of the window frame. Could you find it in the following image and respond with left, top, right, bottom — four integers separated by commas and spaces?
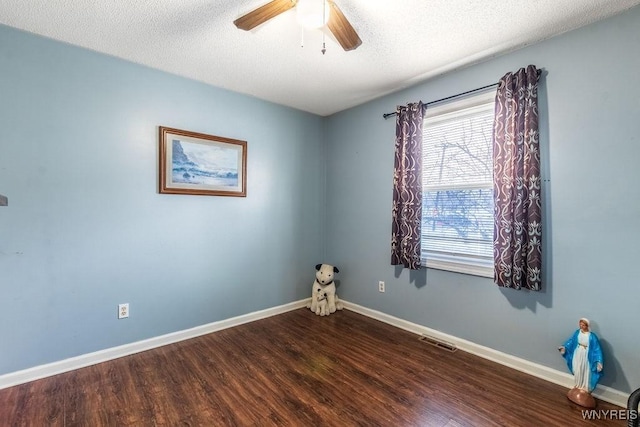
421, 90, 495, 278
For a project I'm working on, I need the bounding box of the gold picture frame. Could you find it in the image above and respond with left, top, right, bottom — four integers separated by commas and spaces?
159, 127, 247, 197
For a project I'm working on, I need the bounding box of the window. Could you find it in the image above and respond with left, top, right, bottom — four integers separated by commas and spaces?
421, 91, 495, 277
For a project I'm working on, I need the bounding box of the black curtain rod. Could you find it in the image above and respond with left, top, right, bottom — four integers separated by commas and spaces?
382, 82, 498, 120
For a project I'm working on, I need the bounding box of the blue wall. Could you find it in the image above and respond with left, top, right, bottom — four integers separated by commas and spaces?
2, 6, 639, 394
325, 7, 640, 393
0, 25, 325, 375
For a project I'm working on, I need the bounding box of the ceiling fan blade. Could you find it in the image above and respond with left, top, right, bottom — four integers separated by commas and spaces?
327, 1, 362, 51
234, 0, 297, 31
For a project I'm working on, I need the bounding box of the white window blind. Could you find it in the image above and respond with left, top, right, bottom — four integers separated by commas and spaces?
421, 91, 495, 277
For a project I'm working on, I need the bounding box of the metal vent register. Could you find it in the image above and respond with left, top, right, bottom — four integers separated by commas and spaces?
419, 334, 458, 352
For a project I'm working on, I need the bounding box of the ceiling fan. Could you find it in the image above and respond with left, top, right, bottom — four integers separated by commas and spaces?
234, 0, 362, 51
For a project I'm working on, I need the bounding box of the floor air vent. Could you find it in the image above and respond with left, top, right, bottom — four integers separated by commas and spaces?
419, 334, 457, 352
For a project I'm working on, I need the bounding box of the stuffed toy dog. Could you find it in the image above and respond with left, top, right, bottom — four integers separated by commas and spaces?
315, 291, 328, 316
307, 263, 343, 315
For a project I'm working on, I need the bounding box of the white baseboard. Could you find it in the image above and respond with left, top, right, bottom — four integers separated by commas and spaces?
0, 299, 308, 390
342, 300, 629, 408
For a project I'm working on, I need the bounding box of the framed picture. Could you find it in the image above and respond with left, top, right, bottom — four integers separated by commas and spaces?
159, 127, 247, 197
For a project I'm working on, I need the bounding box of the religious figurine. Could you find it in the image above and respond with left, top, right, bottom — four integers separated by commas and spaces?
558, 318, 603, 408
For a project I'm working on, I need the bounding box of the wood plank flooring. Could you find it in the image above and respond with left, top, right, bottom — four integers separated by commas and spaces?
0, 309, 625, 426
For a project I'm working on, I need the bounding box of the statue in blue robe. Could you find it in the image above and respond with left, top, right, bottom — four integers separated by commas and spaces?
559, 318, 603, 393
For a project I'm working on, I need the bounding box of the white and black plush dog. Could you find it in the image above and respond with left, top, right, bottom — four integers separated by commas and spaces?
307, 263, 343, 315
314, 291, 328, 316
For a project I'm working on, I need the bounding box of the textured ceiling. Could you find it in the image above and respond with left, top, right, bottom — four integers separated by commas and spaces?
1, 0, 639, 116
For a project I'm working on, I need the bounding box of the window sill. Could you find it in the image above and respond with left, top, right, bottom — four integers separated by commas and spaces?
423, 258, 493, 278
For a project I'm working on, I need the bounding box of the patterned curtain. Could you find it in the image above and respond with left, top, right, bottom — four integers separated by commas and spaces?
391, 102, 424, 270
493, 65, 542, 290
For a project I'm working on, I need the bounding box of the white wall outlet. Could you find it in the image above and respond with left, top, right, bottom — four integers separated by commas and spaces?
378, 281, 385, 293
118, 303, 129, 319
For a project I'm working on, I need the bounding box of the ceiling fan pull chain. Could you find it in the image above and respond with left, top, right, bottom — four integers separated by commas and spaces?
301, 26, 304, 47
321, 0, 327, 55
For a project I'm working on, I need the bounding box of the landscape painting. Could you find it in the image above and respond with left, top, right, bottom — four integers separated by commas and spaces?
159, 127, 247, 197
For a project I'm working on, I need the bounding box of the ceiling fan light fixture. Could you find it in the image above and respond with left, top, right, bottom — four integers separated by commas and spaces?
296, 0, 330, 29
233, 0, 361, 52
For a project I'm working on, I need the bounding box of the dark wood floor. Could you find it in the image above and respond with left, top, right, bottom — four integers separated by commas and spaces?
0, 309, 624, 426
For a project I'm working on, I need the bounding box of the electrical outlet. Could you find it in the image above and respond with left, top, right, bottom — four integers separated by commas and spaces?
118, 303, 129, 319
378, 281, 385, 293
